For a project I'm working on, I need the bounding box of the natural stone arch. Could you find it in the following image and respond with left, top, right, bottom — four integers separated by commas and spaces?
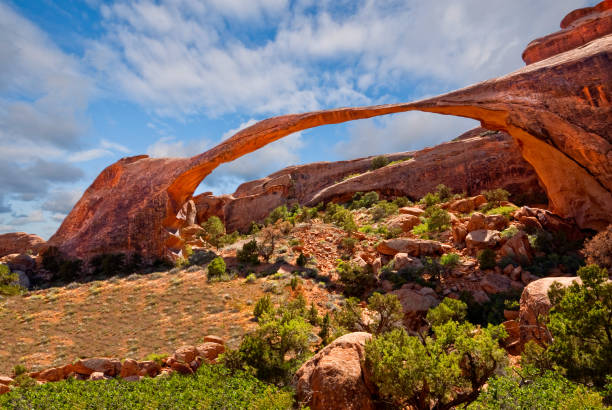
48, 33, 612, 260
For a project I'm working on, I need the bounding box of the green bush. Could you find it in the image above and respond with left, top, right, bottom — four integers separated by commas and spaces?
478, 248, 497, 270
435, 183, 453, 202
546, 264, 612, 388
365, 298, 507, 409
371, 156, 390, 170
334, 293, 403, 335
500, 225, 519, 240
238, 298, 312, 384
207, 257, 226, 279
439, 252, 460, 268
264, 205, 288, 225
41, 246, 83, 282
392, 196, 410, 207
470, 371, 605, 409
459, 290, 521, 326
583, 226, 612, 270
144, 353, 168, 367
237, 240, 259, 265
245, 273, 257, 283
349, 191, 380, 209
485, 205, 517, 218
419, 192, 441, 207
201, 216, 226, 249
296, 253, 307, 267
482, 188, 510, 208
0, 364, 294, 409
370, 200, 398, 222
253, 295, 274, 320
423, 205, 451, 231
336, 261, 377, 297
0, 264, 25, 296
340, 237, 357, 253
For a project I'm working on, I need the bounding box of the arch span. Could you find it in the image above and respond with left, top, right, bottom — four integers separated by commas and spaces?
48, 34, 612, 260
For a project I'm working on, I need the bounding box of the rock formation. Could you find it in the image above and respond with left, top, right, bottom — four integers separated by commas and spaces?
0, 232, 45, 258
46, 2, 612, 260
294, 332, 376, 410
195, 129, 543, 233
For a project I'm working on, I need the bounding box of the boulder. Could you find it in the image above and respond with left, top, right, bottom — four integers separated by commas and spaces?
119, 359, 139, 378
481, 273, 513, 294
203, 335, 225, 345
391, 287, 439, 318
0, 376, 13, 386
73, 358, 121, 377
0, 254, 36, 273
448, 195, 486, 214
392, 253, 423, 271
501, 231, 533, 263
485, 214, 509, 231
138, 361, 161, 377
196, 342, 225, 364
386, 214, 421, 232
518, 277, 581, 345
294, 332, 375, 410
89, 372, 106, 381
451, 223, 468, 244
0, 385, 9, 395
399, 207, 425, 217
172, 345, 199, 364
466, 229, 500, 249
377, 238, 443, 257
169, 359, 194, 375
466, 213, 486, 232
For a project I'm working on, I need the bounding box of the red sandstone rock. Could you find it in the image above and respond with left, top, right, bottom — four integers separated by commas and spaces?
0, 232, 45, 258
294, 332, 375, 410
466, 229, 501, 249
0, 376, 13, 386
523, 0, 612, 64
73, 358, 120, 377
47, 4, 612, 260
172, 346, 198, 364
196, 342, 225, 364
376, 238, 445, 257
0, 385, 9, 395
119, 359, 139, 378
518, 277, 581, 345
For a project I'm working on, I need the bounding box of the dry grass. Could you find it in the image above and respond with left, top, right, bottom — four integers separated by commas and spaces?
0, 268, 332, 375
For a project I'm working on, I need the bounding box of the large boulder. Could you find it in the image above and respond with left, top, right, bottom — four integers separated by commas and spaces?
196, 342, 225, 364
392, 253, 423, 271
466, 229, 500, 249
391, 287, 439, 325
294, 332, 375, 410
73, 358, 121, 377
386, 214, 421, 232
377, 238, 445, 257
501, 231, 533, 263
518, 277, 581, 345
480, 273, 514, 294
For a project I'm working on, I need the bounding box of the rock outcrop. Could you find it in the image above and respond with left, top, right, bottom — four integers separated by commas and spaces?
522, 0, 612, 64
0, 233, 45, 258
46, 2, 612, 260
294, 332, 375, 410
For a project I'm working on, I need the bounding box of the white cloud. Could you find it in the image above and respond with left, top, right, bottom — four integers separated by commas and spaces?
101, 139, 130, 153
221, 119, 258, 140
146, 136, 211, 158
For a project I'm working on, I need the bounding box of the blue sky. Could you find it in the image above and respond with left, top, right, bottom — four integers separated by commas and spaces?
0, 0, 595, 238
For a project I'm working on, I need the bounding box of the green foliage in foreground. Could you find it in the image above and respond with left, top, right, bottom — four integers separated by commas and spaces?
365, 298, 508, 409
0, 364, 294, 410
0, 264, 25, 296
469, 371, 605, 409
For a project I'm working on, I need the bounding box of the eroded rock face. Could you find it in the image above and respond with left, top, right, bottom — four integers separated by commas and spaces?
294, 332, 375, 410
0, 233, 45, 258
522, 0, 612, 64
47, 3, 612, 260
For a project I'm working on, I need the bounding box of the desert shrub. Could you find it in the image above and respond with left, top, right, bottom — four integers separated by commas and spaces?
307, 302, 319, 326
207, 257, 226, 279
144, 353, 168, 367
435, 183, 453, 202
253, 295, 274, 320
41, 246, 83, 282
375, 225, 402, 239
245, 273, 257, 283
582, 225, 612, 270
336, 261, 377, 297
422, 256, 444, 283
220, 231, 240, 247
296, 253, 307, 267
365, 298, 507, 409
248, 221, 262, 235
290, 276, 301, 290
485, 205, 517, 218
257, 228, 281, 263
439, 252, 460, 268
392, 196, 410, 207
201, 216, 225, 249
478, 248, 497, 270
0, 364, 294, 409
419, 192, 441, 207
334, 293, 403, 335
370, 200, 398, 221
348, 191, 380, 209
482, 188, 510, 207
90, 253, 127, 277
470, 371, 605, 409
546, 264, 612, 388
371, 155, 390, 170
340, 237, 357, 253
459, 290, 521, 326
174, 257, 189, 269
423, 205, 451, 231
500, 225, 519, 240
238, 298, 312, 384
264, 205, 288, 225
0, 264, 25, 296
237, 240, 259, 265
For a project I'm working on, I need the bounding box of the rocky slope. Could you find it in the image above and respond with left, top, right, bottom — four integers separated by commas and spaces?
195, 128, 544, 233
44, 1, 611, 261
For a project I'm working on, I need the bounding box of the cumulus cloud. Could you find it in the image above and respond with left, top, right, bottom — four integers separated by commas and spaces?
42, 190, 83, 214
